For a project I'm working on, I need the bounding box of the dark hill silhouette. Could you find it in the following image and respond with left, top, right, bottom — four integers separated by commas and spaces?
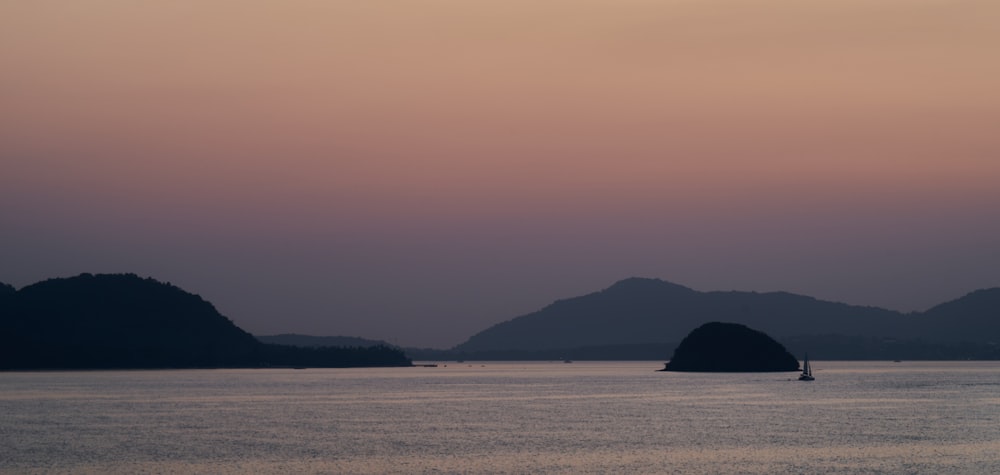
453, 278, 1000, 356
455, 278, 908, 352
917, 288, 1000, 342
454, 278, 700, 352
0, 273, 411, 370
662, 322, 800, 372
257, 334, 391, 348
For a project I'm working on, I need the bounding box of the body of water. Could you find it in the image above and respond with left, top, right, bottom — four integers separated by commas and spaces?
2, 361, 1000, 473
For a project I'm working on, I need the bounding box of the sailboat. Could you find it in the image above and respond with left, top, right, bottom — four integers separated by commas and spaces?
798, 353, 815, 381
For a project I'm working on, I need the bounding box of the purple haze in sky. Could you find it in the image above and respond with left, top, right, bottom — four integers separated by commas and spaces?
2, 1, 999, 347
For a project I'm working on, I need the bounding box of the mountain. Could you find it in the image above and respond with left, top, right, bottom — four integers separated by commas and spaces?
455, 278, 908, 352
662, 322, 800, 372
454, 278, 701, 352
917, 288, 1000, 342
0, 273, 411, 370
1, 273, 261, 369
453, 278, 1000, 356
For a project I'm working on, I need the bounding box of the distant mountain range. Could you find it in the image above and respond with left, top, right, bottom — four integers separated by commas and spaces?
4, 274, 999, 365
439, 278, 1000, 360
0, 274, 411, 370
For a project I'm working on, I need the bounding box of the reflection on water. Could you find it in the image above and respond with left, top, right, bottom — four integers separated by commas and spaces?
2, 361, 1000, 474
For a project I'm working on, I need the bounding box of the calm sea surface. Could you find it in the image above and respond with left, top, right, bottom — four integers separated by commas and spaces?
2, 361, 1000, 474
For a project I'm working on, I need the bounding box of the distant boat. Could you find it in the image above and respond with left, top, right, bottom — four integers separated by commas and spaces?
798, 354, 815, 381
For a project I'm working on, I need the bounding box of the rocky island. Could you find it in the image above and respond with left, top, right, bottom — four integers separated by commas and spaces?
661, 322, 800, 372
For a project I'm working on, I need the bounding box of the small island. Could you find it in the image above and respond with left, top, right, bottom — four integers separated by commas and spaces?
660, 322, 800, 372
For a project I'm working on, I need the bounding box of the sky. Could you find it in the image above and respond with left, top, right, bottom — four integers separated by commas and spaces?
2, 0, 999, 348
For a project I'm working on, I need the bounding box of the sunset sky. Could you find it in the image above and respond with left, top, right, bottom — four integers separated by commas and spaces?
3, 1, 999, 347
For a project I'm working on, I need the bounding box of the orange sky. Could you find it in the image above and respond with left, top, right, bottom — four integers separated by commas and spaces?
3, 1, 999, 347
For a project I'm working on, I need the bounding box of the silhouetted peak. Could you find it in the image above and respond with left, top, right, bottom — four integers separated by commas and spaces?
924, 287, 1000, 315
20, 273, 195, 301
960, 287, 1000, 300
0, 282, 15, 295
603, 277, 694, 295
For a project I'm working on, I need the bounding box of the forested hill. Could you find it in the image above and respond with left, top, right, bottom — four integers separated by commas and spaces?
453, 278, 1000, 354
257, 334, 391, 348
0, 273, 411, 370
916, 288, 1000, 342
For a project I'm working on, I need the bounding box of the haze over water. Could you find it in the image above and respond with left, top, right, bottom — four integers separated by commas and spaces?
3, 1, 999, 347
3, 362, 1000, 473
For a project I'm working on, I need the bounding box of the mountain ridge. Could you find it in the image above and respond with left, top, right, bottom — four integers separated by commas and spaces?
453, 277, 998, 353
0, 273, 411, 370
4, 274, 998, 362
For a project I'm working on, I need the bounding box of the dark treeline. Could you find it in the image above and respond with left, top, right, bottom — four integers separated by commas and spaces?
406, 342, 677, 362
0, 274, 411, 370
262, 344, 409, 368
0, 341, 412, 370
779, 334, 1000, 361
257, 334, 391, 348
